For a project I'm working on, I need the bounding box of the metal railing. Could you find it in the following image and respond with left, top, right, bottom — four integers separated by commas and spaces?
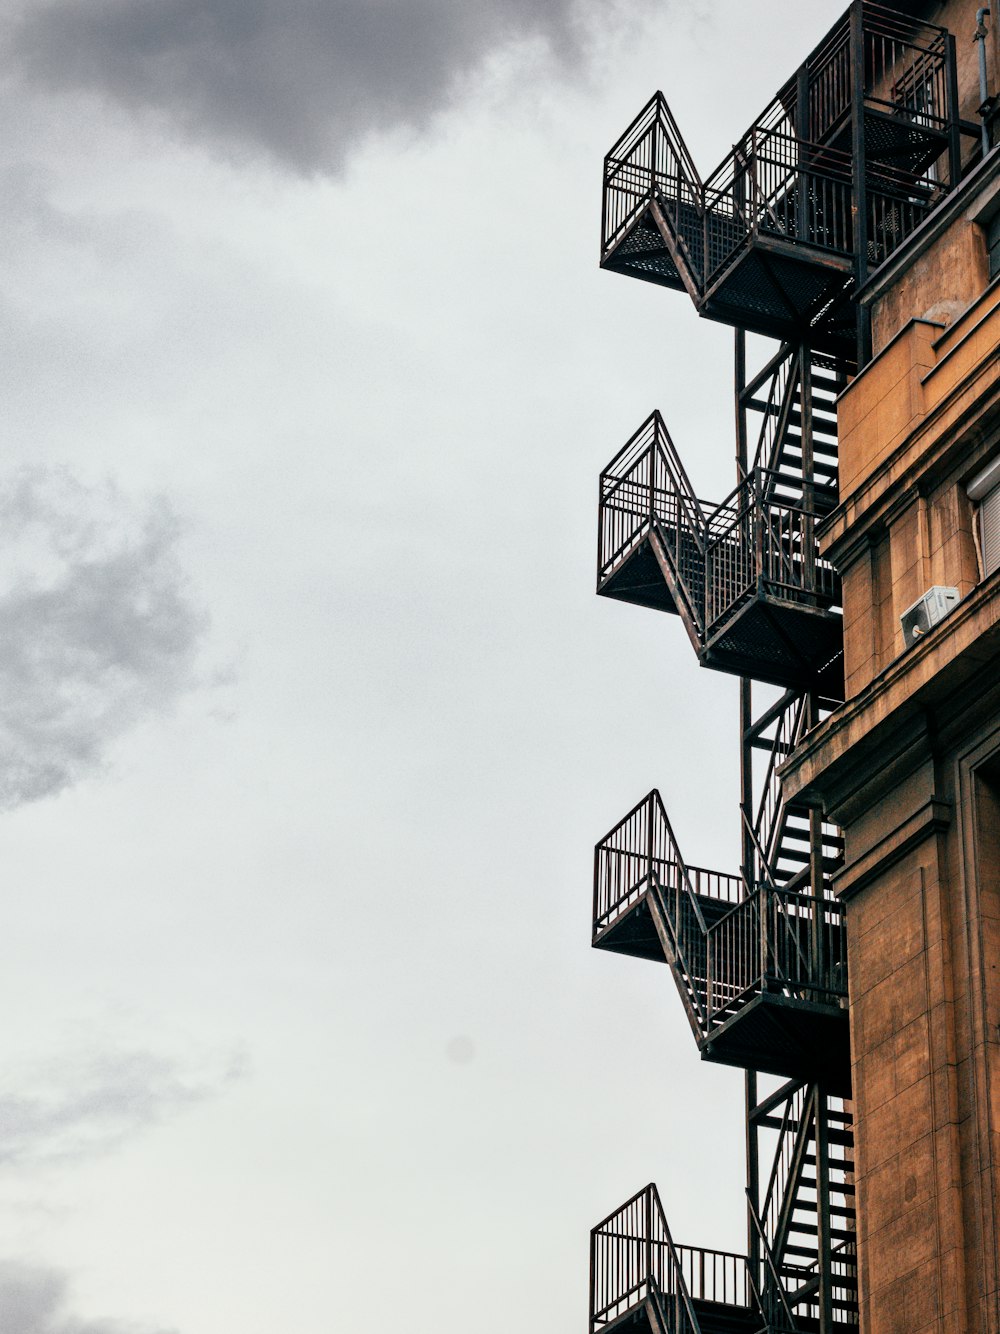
599, 424, 839, 649
594, 790, 697, 937
863, 1, 951, 132
747, 1194, 802, 1333
752, 1086, 858, 1326
745, 343, 795, 477
704, 468, 840, 637
707, 885, 848, 1022
594, 791, 744, 935
754, 693, 808, 872
598, 411, 707, 633
594, 791, 847, 1039
602, 93, 703, 274
804, 2, 953, 142
591, 1186, 750, 1334
601, 3, 962, 290
675, 1245, 751, 1308
806, 17, 852, 142
594, 790, 743, 1036
701, 111, 855, 274
761, 1085, 810, 1251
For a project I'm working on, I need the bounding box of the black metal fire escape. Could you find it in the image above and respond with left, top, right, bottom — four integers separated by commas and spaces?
588, 5, 977, 1334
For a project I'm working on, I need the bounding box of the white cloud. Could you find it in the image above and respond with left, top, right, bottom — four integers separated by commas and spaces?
0, 1260, 176, 1334
0, 469, 206, 809
0, 1046, 248, 1168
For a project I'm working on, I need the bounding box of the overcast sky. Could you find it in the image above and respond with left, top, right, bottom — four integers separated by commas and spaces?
0, 4, 845, 1332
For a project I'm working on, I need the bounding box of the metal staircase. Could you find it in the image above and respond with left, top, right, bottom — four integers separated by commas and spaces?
600, 3, 971, 362
747, 692, 844, 892
751, 1085, 858, 1330
591, 1171, 857, 1334
593, 791, 850, 1087
597, 349, 845, 694
591, 1185, 758, 1334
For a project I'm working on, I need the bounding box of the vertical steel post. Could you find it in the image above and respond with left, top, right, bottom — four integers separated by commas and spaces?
816, 1086, 835, 1333
646, 792, 655, 896
810, 828, 828, 996
648, 437, 656, 529
800, 346, 816, 590
797, 61, 811, 244
736, 333, 755, 891
747, 1070, 761, 1293
850, 0, 872, 366
737, 330, 762, 1291
645, 1185, 653, 1302
741, 679, 754, 887
589, 1223, 596, 1334
735, 329, 748, 481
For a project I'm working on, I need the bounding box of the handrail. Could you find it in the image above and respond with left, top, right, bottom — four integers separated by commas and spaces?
754, 693, 808, 870
701, 468, 840, 636
761, 1085, 806, 1248
596, 790, 847, 1041
594, 790, 715, 1035
598, 411, 707, 589
674, 1244, 751, 1309
594, 789, 713, 934
704, 880, 848, 1024
590, 1184, 704, 1334
602, 92, 706, 276
601, 3, 967, 294
599, 426, 840, 649
598, 412, 710, 640
746, 1191, 800, 1332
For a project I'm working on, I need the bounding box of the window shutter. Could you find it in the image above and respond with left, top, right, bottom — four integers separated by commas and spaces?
968, 455, 1000, 577
981, 485, 1000, 576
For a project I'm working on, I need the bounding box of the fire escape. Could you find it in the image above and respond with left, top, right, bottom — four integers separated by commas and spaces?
588, 6, 976, 1334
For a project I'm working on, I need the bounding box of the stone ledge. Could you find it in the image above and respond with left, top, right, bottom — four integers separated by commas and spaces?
781, 570, 1000, 812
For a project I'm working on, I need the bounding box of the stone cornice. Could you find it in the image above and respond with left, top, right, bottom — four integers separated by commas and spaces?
780, 570, 1000, 815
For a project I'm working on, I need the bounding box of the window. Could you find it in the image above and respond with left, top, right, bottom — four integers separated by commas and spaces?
989, 213, 1000, 283
968, 455, 1000, 577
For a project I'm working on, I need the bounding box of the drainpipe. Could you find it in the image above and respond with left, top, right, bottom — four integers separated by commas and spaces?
976, 7, 992, 156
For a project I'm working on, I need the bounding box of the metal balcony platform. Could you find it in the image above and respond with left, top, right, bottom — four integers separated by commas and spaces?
593, 792, 850, 1090
597, 413, 843, 695
599, 3, 973, 358
701, 595, 844, 698
701, 991, 851, 1093
590, 1184, 858, 1334
595, 1295, 761, 1334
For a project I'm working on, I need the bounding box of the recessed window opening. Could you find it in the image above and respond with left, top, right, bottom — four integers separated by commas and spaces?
988, 213, 1000, 283
967, 453, 1000, 577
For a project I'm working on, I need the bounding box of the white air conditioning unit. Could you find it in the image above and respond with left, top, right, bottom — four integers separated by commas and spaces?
900, 586, 961, 648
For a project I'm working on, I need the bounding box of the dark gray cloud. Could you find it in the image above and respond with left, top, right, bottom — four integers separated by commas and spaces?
6, 0, 622, 170
0, 469, 206, 810
0, 1047, 248, 1167
0, 1260, 176, 1334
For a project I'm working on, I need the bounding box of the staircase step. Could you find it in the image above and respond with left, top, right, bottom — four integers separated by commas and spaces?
775, 847, 846, 867
792, 1200, 856, 1219
782, 428, 839, 458
776, 452, 839, 480
786, 409, 838, 439
786, 1223, 857, 1244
